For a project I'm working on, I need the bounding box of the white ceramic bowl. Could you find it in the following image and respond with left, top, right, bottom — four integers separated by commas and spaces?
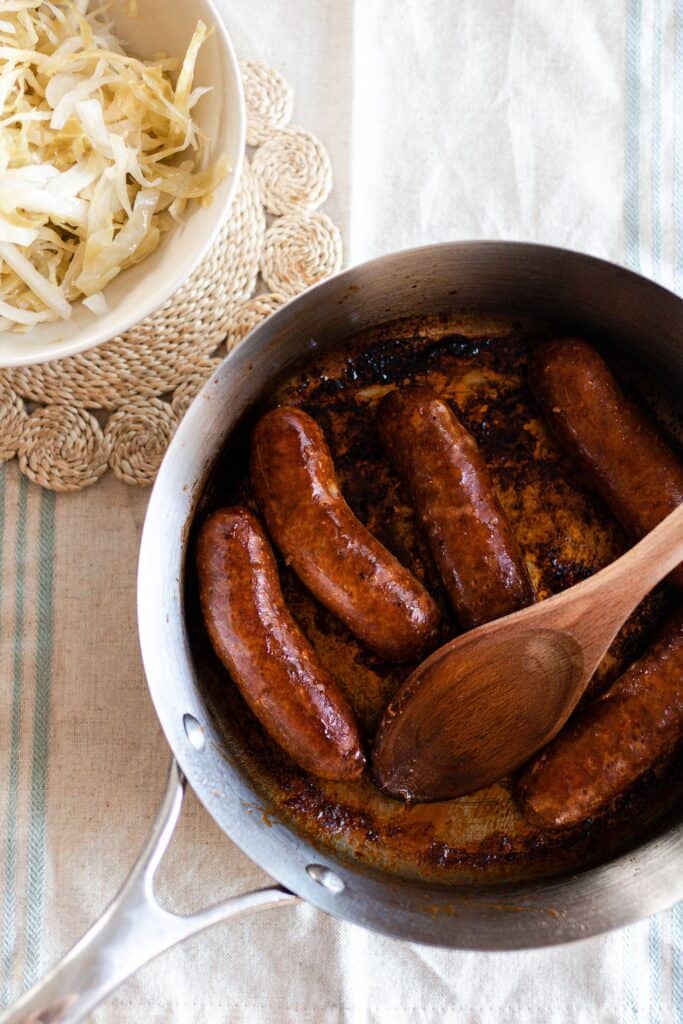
0, 0, 245, 367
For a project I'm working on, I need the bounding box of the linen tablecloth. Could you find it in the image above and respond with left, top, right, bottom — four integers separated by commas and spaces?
1, 1, 682, 1020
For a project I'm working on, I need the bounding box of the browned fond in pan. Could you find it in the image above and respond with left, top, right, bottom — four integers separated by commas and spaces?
188, 312, 681, 885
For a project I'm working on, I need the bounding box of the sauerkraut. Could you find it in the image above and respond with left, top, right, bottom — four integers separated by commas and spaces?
0, 0, 228, 331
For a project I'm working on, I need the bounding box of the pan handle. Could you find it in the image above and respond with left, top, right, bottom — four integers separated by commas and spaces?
0, 761, 299, 1024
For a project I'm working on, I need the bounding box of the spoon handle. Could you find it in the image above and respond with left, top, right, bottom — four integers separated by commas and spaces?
554, 503, 683, 649
598, 503, 683, 598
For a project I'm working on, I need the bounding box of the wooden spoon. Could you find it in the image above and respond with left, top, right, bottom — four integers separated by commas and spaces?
373, 504, 683, 802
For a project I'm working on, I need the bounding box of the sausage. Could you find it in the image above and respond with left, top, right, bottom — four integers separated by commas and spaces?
196, 507, 365, 780
250, 406, 440, 662
530, 338, 683, 587
516, 607, 683, 829
377, 386, 535, 629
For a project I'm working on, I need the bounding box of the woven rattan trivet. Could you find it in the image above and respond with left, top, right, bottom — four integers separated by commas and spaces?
0, 60, 342, 492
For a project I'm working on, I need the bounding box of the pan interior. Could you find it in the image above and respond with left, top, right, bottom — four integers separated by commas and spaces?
184, 310, 683, 887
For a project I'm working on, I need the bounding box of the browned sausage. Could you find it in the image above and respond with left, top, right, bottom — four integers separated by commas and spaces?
196, 507, 365, 780
250, 406, 440, 662
530, 338, 683, 587
516, 607, 683, 829
377, 386, 535, 629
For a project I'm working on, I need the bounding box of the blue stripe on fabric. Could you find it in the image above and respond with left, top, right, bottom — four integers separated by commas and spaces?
651, 0, 663, 277
675, 0, 683, 293
0, 474, 28, 1009
22, 488, 56, 992
625, 0, 643, 273
675, 897, 683, 1016
623, 2, 642, 1021
649, 916, 662, 1024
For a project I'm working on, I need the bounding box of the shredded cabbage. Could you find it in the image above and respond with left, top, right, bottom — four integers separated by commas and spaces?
0, 1, 228, 332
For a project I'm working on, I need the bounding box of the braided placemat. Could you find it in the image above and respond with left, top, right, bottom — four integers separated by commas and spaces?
0, 60, 342, 492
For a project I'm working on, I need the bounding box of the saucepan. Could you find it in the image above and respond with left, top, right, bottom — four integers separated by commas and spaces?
3, 242, 683, 1024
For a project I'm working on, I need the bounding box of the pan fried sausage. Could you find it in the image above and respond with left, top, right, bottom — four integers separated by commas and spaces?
530, 338, 683, 587
517, 607, 683, 829
250, 406, 440, 663
378, 386, 535, 629
196, 507, 365, 780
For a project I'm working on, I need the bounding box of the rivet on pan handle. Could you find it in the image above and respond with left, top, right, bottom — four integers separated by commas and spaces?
0, 761, 299, 1024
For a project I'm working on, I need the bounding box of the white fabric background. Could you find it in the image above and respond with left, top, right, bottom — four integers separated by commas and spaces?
1, 1, 682, 1021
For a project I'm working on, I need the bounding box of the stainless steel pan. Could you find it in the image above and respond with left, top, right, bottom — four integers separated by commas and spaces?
4, 241, 683, 1024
